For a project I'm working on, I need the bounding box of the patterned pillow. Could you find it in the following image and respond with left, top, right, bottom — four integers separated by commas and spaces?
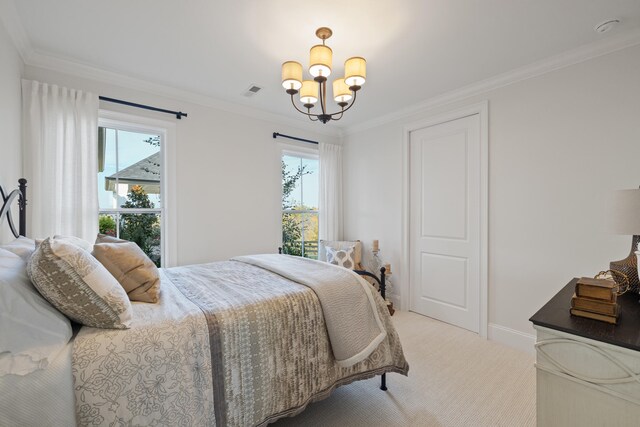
325, 245, 356, 269
27, 237, 132, 329
35, 235, 93, 252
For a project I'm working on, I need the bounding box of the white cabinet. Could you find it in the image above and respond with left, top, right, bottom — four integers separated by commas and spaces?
534, 326, 640, 426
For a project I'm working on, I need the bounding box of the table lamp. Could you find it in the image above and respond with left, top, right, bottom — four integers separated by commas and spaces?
609, 188, 640, 292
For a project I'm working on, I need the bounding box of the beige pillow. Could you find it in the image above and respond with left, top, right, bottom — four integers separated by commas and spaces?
27, 237, 132, 329
92, 240, 160, 303
95, 234, 122, 244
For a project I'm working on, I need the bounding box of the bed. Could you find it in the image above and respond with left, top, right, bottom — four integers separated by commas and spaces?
0, 179, 409, 426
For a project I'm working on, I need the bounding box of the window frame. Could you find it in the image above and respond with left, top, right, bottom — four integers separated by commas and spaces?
98, 110, 176, 267
280, 146, 319, 258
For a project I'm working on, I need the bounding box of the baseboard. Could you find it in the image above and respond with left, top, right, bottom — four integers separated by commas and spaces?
488, 323, 536, 356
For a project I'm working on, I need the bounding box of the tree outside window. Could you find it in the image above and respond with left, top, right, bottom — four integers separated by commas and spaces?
282, 153, 319, 259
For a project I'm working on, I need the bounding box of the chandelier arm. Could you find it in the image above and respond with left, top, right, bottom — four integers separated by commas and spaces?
331, 111, 345, 121
286, 83, 359, 122
322, 89, 359, 118
290, 94, 321, 118
339, 89, 358, 114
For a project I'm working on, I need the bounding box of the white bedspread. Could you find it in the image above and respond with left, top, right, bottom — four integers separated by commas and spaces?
71, 269, 216, 426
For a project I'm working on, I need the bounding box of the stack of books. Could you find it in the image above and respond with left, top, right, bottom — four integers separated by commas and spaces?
570, 277, 619, 324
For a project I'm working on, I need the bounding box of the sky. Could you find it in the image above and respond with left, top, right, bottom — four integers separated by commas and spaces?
98, 128, 161, 209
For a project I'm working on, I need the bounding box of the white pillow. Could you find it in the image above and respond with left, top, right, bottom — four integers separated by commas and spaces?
325, 245, 356, 269
0, 236, 36, 261
0, 248, 72, 376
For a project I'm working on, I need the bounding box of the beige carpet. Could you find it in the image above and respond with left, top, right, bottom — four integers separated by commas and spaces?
274, 311, 536, 427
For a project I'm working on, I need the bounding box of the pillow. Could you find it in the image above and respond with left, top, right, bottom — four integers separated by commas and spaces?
92, 239, 160, 303
319, 240, 363, 268
0, 236, 36, 261
325, 245, 356, 269
0, 248, 72, 376
95, 233, 122, 244
27, 237, 132, 329
35, 235, 93, 253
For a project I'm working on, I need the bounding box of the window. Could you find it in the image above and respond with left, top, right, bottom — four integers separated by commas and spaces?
282, 152, 319, 259
97, 123, 164, 266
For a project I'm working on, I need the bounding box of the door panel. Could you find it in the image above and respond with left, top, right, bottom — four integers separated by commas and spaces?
420, 132, 467, 240
410, 114, 481, 333
420, 252, 467, 308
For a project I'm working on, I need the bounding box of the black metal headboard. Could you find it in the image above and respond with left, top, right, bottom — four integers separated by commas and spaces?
0, 178, 27, 238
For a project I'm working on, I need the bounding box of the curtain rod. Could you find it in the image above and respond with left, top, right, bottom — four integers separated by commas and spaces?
272, 132, 318, 145
99, 96, 188, 119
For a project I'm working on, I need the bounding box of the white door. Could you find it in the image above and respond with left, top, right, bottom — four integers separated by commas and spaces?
409, 114, 481, 333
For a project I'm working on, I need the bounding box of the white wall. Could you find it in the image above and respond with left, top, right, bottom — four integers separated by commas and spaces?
343, 44, 640, 352
22, 66, 338, 265
0, 20, 24, 243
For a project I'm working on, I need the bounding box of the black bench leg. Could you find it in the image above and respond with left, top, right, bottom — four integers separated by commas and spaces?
380, 373, 387, 391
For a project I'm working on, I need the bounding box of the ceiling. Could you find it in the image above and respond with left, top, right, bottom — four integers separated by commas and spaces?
6, 0, 640, 129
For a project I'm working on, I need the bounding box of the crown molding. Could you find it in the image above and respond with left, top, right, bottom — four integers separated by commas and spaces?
344, 28, 640, 136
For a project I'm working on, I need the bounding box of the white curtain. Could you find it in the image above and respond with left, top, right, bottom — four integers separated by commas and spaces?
22, 80, 99, 241
318, 142, 343, 241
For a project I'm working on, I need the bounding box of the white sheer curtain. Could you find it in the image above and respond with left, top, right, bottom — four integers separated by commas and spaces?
22, 80, 99, 241
318, 142, 343, 241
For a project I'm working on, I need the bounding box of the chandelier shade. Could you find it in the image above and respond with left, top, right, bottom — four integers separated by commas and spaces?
344, 57, 366, 87
281, 61, 303, 91
300, 80, 319, 105
332, 78, 352, 104
281, 27, 365, 124
309, 45, 333, 78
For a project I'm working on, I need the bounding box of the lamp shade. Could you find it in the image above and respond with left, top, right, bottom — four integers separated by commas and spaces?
281, 61, 303, 90
300, 80, 318, 104
309, 45, 332, 78
345, 57, 366, 86
332, 78, 352, 103
609, 189, 640, 234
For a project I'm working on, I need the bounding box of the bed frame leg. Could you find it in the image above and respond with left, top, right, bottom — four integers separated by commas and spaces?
380, 373, 387, 391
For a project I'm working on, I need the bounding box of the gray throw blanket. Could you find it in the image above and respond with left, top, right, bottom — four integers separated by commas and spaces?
232, 254, 386, 367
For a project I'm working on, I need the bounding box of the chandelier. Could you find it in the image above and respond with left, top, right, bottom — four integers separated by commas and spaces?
281, 27, 366, 124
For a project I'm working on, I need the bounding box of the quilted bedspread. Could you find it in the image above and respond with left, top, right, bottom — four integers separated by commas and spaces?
72, 260, 408, 426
